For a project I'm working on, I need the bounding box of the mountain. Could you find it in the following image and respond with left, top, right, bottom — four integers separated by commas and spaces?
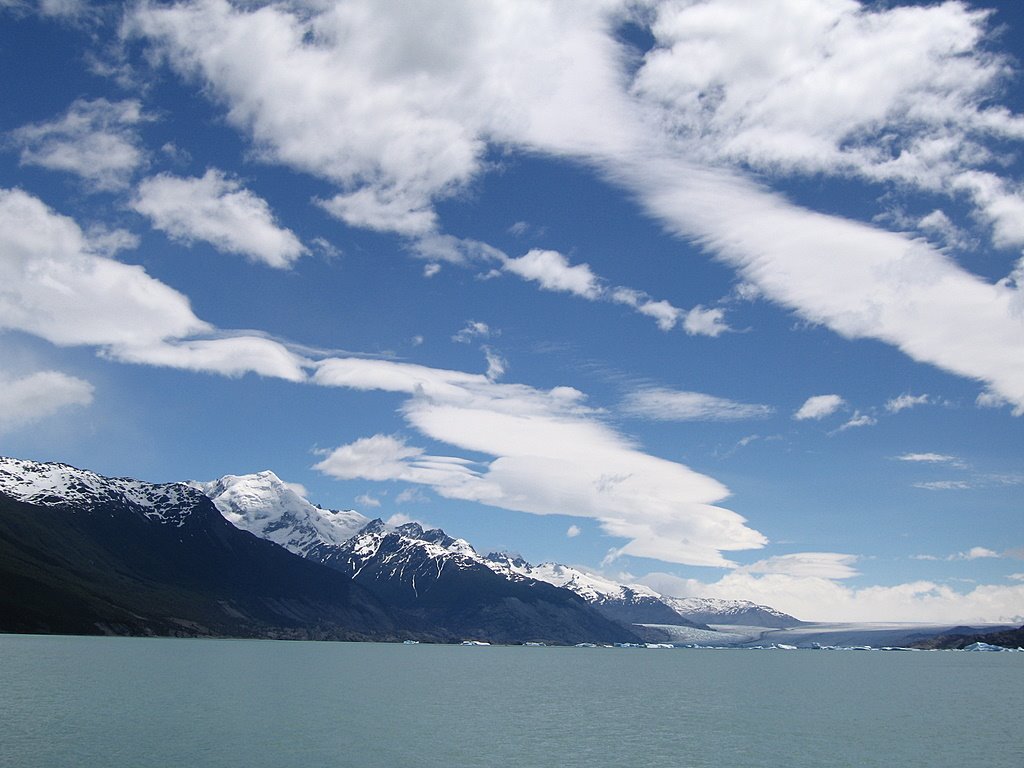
908, 624, 1024, 650
484, 554, 709, 629
482, 554, 801, 629
291, 518, 640, 644
0, 457, 395, 640
191, 471, 369, 560
195, 470, 640, 643
661, 597, 802, 629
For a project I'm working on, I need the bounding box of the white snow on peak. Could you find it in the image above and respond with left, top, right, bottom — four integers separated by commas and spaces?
483, 553, 796, 624
661, 596, 793, 621
484, 555, 660, 602
341, 520, 483, 574
0, 456, 203, 526
193, 470, 369, 558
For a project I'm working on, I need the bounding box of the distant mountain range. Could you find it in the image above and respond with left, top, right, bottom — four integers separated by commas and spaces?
908, 624, 1024, 650
202, 470, 801, 631
0, 457, 800, 643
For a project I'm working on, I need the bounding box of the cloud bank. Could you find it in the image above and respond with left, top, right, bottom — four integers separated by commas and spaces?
126, 0, 1024, 412
311, 357, 768, 567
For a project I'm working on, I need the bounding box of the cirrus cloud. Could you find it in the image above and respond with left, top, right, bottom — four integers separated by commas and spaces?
621, 387, 773, 422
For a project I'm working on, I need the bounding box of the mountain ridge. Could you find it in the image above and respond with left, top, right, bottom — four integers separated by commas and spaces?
0, 458, 639, 644
0, 457, 397, 640
200, 469, 802, 631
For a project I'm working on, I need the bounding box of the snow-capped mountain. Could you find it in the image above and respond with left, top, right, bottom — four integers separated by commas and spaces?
661, 597, 801, 628
330, 520, 496, 600
0, 456, 205, 526
483, 554, 801, 628
191, 471, 369, 560
188, 469, 797, 631
0, 456, 792, 642
318, 518, 638, 643
484, 554, 708, 629
188, 476, 637, 643
0, 457, 394, 639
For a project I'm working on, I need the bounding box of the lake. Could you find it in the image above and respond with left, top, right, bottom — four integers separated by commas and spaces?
1, 634, 1020, 767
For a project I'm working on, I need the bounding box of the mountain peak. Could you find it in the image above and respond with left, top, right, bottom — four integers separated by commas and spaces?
358, 518, 388, 536
395, 521, 424, 538
196, 471, 369, 558
0, 456, 205, 526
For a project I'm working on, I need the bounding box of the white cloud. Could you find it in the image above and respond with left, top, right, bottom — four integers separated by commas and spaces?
625, 155, 1024, 416
954, 172, 1024, 249
0, 187, 307, 382
128, 0, 502, 234
609, 285, 684, 332
129, 1, 1024, 411
109, 336, 308, 382
897, 452, 958, 464
452, 321, 492, 344
314, 434, 427, 482
640, 570, 1024, 624
885, 393, 931, 413
133, 169, 307, 268
314, 433, 487, 496
503, 249, 602, 300
737, 552, 860, 580
10, 98, 147, 190
836, 411, 877, 432
483, 346, 506, 382
683, 305, 730, 337
914, 480, 972, 491
566, 524, 581, 538
507, 251, 726, 335
635, 299, 683, 332
281, 480, 308, 499
633, 0, 1024, 194
0, 370, 94, 432
355, 493, 381, 509
952, 546, 999, 561
916, 209, 971, 252
317, 188, 437, 236
793, 394, 845, 421
621, 388, 773, 422
311, 356, 766, 566
0, 187, 205, 348
395, 487, 428, 505
38, 0, 88, 19
976, 389, 1012, 411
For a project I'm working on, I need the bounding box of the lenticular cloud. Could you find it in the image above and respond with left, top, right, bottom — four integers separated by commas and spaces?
312, 356, 768, 567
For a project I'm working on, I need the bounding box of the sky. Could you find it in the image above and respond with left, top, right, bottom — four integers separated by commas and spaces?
0, 0, 1022, 624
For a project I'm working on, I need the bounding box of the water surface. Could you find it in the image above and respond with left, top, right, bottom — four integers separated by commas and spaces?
1, 635, 1020, 767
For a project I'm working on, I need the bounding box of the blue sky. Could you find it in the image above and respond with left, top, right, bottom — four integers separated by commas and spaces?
1, 0, 1022, 623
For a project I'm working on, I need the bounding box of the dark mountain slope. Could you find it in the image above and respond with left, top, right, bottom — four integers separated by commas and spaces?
909, 624, 1024, 650
318, 521, 640, 645
0, 490, 395, 640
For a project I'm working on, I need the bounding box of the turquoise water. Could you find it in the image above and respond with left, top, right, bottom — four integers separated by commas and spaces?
1, 635, 1020, 767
